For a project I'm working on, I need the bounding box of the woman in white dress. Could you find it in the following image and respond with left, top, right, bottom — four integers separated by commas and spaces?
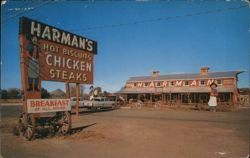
208, 82, 218, 112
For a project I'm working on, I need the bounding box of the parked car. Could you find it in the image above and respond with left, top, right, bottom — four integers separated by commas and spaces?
70, 97, 85, 108
84, 97, 116, 109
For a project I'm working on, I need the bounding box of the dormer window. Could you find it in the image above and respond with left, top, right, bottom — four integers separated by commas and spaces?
200, 80, 205, 86
156, 82, 161, 87
184, 81, 189, 86
134, 83, 137, 87
217, 80, 222, 85
170, 81, 175, 86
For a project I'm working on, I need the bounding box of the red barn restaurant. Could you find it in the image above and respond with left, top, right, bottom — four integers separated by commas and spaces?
119, 67, 243, 105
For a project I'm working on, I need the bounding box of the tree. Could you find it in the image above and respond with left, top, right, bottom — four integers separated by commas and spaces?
103, 91, 108, 97
0, 89, 8, 99
41, 88, 50, 99
94, 87, 102, 96
7, 88, 20, 99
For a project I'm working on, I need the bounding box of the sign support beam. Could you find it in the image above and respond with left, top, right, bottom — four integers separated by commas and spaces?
76, 83, 80, 116
65, 82, 70, 99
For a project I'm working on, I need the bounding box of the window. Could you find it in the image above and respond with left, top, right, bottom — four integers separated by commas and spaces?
156, 82, 161, 87
200, 80, 205, 86
170, 81, 175, 86
217, 80, 222, 85
144, 82, 149, 87
184, 81, 189, 86
134, 83, 137, 87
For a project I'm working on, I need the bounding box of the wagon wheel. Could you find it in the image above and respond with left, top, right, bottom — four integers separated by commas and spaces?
23, 114, 36, 141
59, 111, 71, 135
18, 113, 26, 136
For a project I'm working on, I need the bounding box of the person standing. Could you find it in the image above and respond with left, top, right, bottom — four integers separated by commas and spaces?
208, 82, 218, 112
89, 86, 94, 100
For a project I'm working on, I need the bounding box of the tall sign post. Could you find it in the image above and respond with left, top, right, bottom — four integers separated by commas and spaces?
19, 17, 97, 140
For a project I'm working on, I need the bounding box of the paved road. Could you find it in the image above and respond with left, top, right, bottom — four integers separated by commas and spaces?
1, 105, 250, 158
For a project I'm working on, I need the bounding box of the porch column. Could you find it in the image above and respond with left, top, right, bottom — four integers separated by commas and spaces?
170, 92, 172, 105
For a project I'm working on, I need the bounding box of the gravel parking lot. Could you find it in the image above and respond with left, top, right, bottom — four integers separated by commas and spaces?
1, 105, 249, 158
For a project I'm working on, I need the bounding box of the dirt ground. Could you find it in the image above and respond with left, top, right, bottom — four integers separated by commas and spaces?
1, 105, 249, 158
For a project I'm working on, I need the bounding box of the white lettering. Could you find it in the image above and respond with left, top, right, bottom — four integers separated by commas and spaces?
61, 32, 71, 45
73, 60, 80, 70
207, 79, 214, 86
46, 54, 52, 66
176, 81, 182, 86
86, 62, 91, 72
52, 28, 61, 42
41, 26, 51, 40
31, 21, 41, 37
54, 56, 61, 67
49, 69, 55, 78
79, 38, 86, 49
66, 59, 72, 69
191, 80, 197, 86
69, 72, 75, 80
71, 35, 78, 47
87, 40, 93, 52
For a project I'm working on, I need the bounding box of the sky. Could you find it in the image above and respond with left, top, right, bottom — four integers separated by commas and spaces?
1, 1, 250, 93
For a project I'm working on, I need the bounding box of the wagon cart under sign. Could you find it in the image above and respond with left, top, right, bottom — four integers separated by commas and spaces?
18, 99, 72, 140
18, 17, 97, 140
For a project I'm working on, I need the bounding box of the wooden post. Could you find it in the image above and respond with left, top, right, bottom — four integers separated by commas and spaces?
65, 82, 72, 129
150, 93, 152, 103
230, 92, 233, 105
65, 82, 70, 98
187, 93, 190, 104
76, 83, 80, 116
194, 93, 196, 103
20, 35, 28, 113
170, 92, 172, 105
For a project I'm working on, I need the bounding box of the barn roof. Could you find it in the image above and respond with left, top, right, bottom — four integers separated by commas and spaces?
127, 71, 244, 82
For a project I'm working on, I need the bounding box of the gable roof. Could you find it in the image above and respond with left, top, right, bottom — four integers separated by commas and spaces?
127, 71, 244, 82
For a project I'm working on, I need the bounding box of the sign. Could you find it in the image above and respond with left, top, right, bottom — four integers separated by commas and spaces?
223, 79, 234, 85
27, 99, 71, 113
125, 79, 225, 89
19, 17, 97, 85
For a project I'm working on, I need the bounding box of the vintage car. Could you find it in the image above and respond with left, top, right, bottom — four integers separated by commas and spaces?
84, 97, 116, 109
70, 97, 85, 108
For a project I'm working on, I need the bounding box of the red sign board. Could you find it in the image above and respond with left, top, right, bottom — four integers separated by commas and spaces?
27, 99, 71, 113
19, 17, 97, 85
19, 17, 97, 113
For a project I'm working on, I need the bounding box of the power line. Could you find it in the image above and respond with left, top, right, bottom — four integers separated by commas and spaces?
3, 1, 35, 16
69, 4, 248, 32
3, 1, 51, 22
